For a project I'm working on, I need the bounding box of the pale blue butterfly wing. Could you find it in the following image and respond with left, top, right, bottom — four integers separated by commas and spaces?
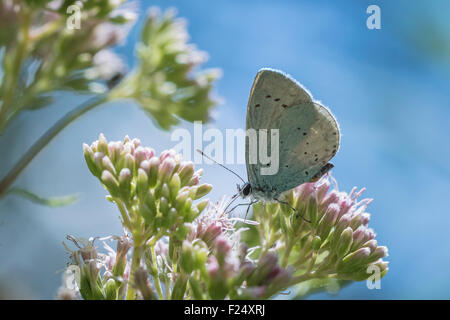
245, 68, 340, 199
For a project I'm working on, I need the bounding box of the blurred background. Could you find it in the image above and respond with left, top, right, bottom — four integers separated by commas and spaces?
1, 0, 450, 299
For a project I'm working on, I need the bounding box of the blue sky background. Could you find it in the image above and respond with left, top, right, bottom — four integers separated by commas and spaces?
1, 0, 450, 299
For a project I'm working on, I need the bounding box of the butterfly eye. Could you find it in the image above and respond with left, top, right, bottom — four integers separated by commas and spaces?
242, 184, 252, 197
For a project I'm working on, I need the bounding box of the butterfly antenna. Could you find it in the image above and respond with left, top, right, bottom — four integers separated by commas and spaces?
196, 149, 246, 184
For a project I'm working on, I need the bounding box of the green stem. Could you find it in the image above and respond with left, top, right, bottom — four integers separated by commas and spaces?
281, 240, 294, 268
259, 207, 274, 256
146, 231, 164, 246
165, 277, 170, 299
306, 252, 317, 274
293, 251, 313, 269
151, 244, 164, 299
261, 231, 275, 257
115, 199, 133, 230
0, 94, 109, 199
290, 272, 315, 285
126, 244, 142, 300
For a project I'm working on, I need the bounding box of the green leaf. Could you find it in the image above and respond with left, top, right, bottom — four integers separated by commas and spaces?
7, 188, 79, 207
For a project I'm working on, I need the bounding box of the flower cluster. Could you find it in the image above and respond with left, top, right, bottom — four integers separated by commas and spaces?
62, 135, 388, 300
174, 199, 292, 300
82, 134, 212, 299
0, 0, 136, 131
205, 239, 293, 300
0, 3, 221, 203
60, 234, 132, 300
83, 134, 212, 240
248, 176, 389, 296
112, 7, 222, 130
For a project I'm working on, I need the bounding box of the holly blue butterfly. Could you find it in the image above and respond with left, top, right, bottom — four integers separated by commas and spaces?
199, 68, 340, 215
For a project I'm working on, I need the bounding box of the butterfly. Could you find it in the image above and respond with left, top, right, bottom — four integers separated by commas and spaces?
199, 68, 340, 217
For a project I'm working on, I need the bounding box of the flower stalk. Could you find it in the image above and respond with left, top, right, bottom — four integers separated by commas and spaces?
0, 95, 108, 198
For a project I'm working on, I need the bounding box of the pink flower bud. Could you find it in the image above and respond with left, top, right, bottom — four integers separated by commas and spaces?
134, 146, 147, 166
178, 161, 194, 186
352, 226, 375, 249
370, 246, 388, 261
108, 141, 123, 162
102, 156, 116, 175
320, 190, 340, 211
323, 203, 340, 224
200, 222, 222, 246
90, 141, 98, 152
83, 144, 100, 177
207, 256, 220, 277
136, 168, 149, 198
295, 182, 316, 203
339, 198, 353, 216
363, 239, 379, 253
341, 247, 371, 268
140, 160, 151, 174
148, 157, 159, 187
215, 236, 231, 259
94, 152, 104, 169
101, 170, 120, 196
124, 153, 135, 172
83, 143, 93, 155
97, 133, 109, 155
131, 138, 141, 148
158, 157, 176, 182
123, 141, 135, 155
316, 179, 330, 203
159, 149, 176, 161
119, 168, 131, 183
195, 183, 212, 199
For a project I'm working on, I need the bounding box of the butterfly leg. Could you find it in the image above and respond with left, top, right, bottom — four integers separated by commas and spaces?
243, 200, 259, 222
274, 198, 311, 223
226, 201, 256, 215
